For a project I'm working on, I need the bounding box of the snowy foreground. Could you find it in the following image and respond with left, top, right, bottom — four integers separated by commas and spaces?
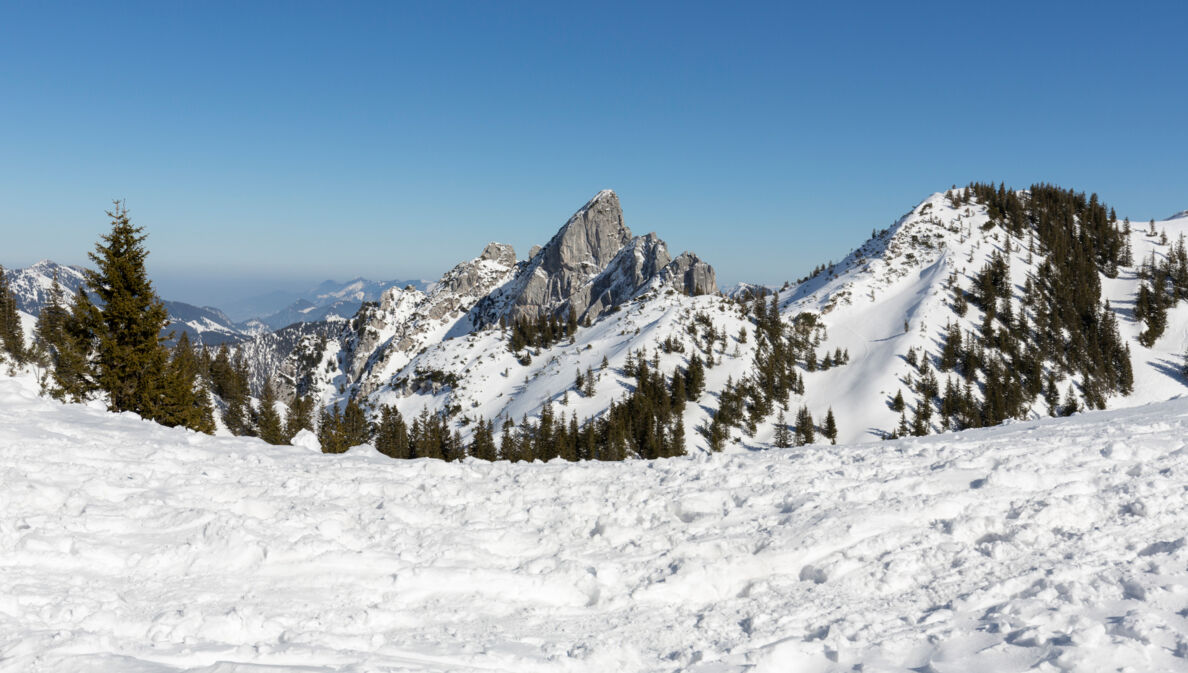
2, 376, 1188, 672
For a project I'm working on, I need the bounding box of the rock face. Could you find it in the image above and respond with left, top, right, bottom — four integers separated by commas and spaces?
249, 188, 718, 405
662, 252, 717, 296
474, 189, 716, 325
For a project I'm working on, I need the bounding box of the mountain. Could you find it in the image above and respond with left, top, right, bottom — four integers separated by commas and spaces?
232, 183, 1188, 455
4, 260, 253, 346
225, 277, 434, 326
3, 260, 88, 314
239, 189, 717, 403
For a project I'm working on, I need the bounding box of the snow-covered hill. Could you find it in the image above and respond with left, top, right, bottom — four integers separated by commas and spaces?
252, 187, 1188, 453
3, 370, 1187, 672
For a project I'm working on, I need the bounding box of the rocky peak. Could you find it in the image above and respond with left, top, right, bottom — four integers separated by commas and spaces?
662, 251, 717, 296
479, 242, 516, 267
536, 189, 632, 277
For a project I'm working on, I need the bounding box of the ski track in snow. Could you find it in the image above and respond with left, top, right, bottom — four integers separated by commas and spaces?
3, 373, 1188, 672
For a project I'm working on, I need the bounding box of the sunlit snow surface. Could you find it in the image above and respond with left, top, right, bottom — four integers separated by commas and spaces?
2, 372, 1188, 672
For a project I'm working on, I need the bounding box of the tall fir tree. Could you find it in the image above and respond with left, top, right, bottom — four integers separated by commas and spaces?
284, 393, 315, 441
160, 332, 215, 433
84, 202, 171, 418
0, 265, 26, 362
256, 378, 285, 445
375, 404, 411, 459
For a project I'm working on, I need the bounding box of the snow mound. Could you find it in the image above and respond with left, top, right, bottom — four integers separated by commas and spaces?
290, 428, 321, 453
3, 373, 1188, 671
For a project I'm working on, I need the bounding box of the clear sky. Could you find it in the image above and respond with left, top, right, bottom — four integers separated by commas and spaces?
1, 1, 1185, 306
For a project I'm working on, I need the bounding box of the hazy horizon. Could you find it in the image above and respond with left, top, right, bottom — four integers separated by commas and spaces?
2, 2, 1185, 308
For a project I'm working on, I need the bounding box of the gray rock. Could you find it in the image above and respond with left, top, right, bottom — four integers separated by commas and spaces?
663, 251, 717, 296
471, 189, 717, 324
480, 242, 516, 268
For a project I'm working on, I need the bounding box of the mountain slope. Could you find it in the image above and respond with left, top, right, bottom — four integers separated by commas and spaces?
244, 190, 718, 409
4, 260, 254, 345
266, 185, 1188, 454
3, 369, 1187, 671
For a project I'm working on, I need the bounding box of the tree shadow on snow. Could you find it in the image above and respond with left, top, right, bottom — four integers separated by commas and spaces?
1148, 356, 1187, 385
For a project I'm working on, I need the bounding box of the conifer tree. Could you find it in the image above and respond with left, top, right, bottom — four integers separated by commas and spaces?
318, 405, 346, 454
49, 289, 101, 401
794, 405, 814, 445
500, 418, 517, 461
84, 202, 171, 418
773, 410, 792, 448
340, 397, 371, 448
160, 332, 215, 433
284, 394, 315, 441
823, 408, 838, 444
469, 417, 497, 461
256, 378, 285, 445
375, 404, 411, 458
0, 265, 26, 362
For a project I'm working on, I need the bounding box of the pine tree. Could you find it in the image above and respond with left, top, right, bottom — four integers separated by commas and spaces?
891, 389, 905, 412
1062, 384, 1079, 416
256, 378, 285, 445
284, 394, 315, 441
50, 289, 101, 401
794, 405, 815, 445
84, 202, 171, 418
222, 353, 253, 436
469, 417, 497, 461
0, 265, 26, 362
340, 397, 371, 448
500, 418, 517, 461
374, 405, 410, 458
823, 408, 838, 444
318, 405, 346, 454
160, 332, 215, 433
669, 414, 686, 457
773, 410, 792, 448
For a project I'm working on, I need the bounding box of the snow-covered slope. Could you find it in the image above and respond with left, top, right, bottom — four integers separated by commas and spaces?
236, 188, 1188, 454
249, 190, 719, 412
772, 193, 1188, 442
3, 371, 1188, 672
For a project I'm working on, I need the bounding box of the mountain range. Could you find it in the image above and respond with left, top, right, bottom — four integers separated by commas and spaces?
224, 186, 1188, 451
4, 261, 432, 345
8, 185, 1188, 453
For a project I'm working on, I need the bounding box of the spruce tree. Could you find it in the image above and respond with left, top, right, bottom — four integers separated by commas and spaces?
340, 397, 371, 448
256, 378, 285, 445
469, 417, 497, 461
284, 394, 315, 441
374, 404, 411, 459
794, 406, 814, 445
823, 408, 838, 444
773, 410, 792, 448
318, 405, 345, 454
84, 203, 172, 418
0, 265, 26, 362
161, 332, 215, 433
51, 289, 101, 401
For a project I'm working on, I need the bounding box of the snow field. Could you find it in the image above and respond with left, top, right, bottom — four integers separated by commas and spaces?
3, 371, 1188, 672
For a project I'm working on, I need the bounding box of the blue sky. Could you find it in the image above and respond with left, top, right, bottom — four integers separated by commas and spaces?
1, 1, 1185, 306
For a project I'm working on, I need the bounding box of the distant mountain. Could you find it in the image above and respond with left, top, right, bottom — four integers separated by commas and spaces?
4, 260, 253, 346
236, 189, 717, 408
223, 277, 434, 325
224, 183, 1188, 455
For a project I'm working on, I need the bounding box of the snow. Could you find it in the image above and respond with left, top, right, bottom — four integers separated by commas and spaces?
3, 369, 1188, 672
